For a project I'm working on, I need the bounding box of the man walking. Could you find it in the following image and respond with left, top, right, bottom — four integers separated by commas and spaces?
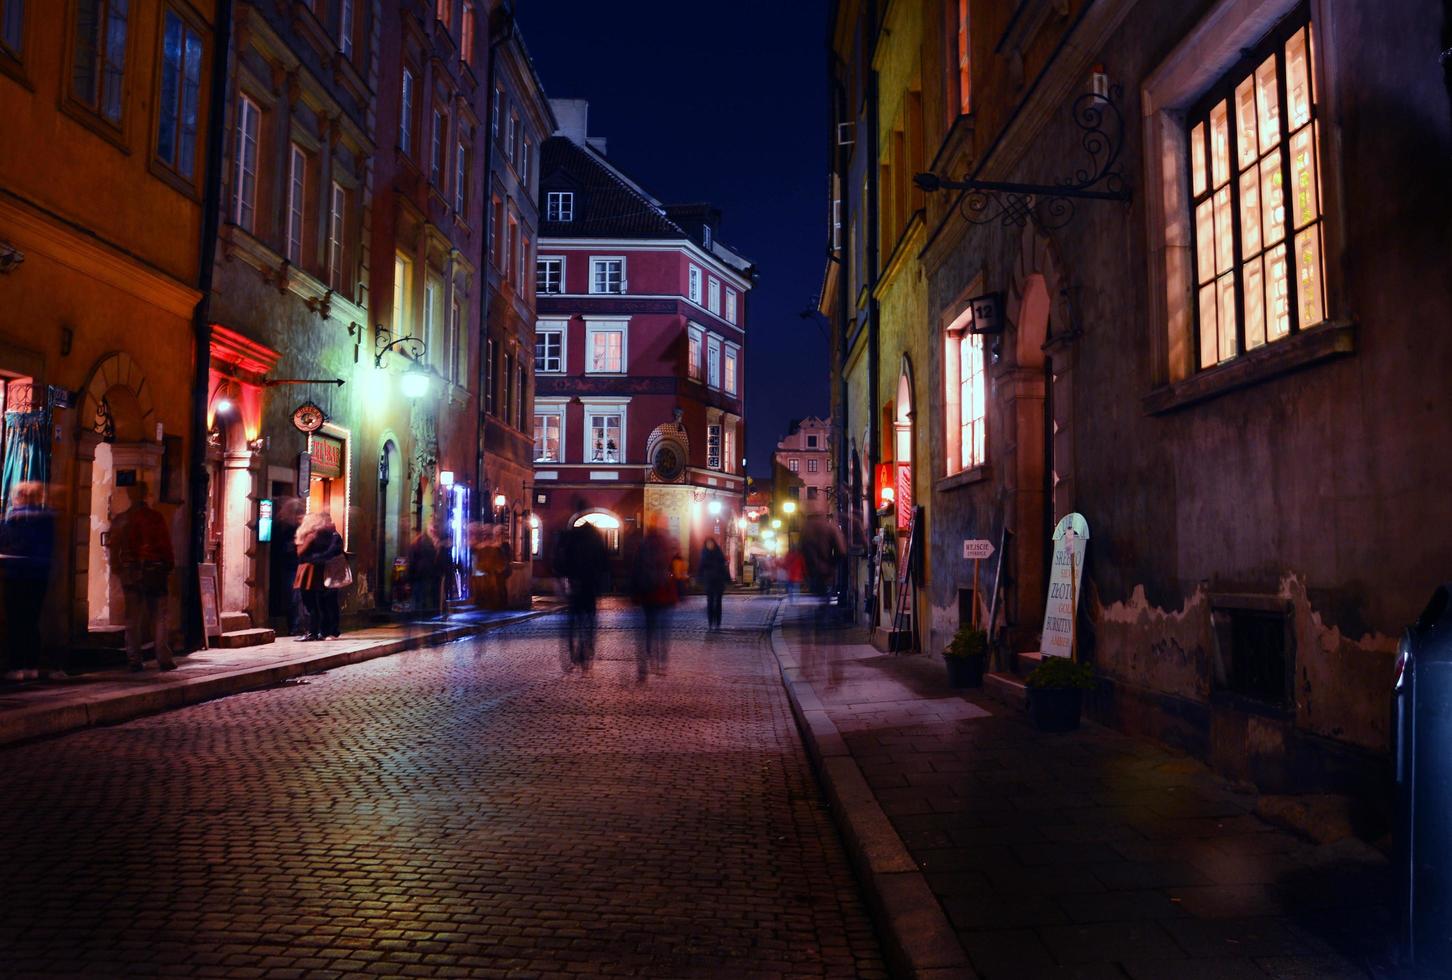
109, 482, 176, 671
554, 501, 607, 670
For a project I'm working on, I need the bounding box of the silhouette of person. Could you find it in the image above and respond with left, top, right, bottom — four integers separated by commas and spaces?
698, 536, 728, 631
109, 481, 176, 671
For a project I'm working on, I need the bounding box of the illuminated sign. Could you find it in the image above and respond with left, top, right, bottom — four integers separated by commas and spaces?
309, 434, 344, 479
258, 498, 274, 543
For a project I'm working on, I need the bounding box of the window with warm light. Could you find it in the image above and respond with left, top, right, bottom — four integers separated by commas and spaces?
943, 302, 986, 474
460, 3, 474, 66
1188, 10, 1322, 370
586, 321, 626, 373
687, 325, 703, 380
723, 347, 738, 395
588, 411, 623, 463
789, 458, 799, 473
392, 254, 410, 333
956, 0, 971, 115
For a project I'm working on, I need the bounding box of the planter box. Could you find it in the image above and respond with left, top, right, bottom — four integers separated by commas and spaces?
943, 654, 985, 688
1030, 687, 1083, 732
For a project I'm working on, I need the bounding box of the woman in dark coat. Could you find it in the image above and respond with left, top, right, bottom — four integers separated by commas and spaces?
296, 511, 343, 640
698, 536, 729, 631
0, 482, 56, 679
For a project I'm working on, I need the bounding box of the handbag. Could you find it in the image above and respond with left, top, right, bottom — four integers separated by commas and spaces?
293, 564, 316, 591
323, 554, 353, 589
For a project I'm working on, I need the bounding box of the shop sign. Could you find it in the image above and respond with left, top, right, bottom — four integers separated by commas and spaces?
896, 462, 913, 531
967, 292, 1004, 334
309, 434, 344, 479
1041, 513, 1090, 658
963, 539, 995, 561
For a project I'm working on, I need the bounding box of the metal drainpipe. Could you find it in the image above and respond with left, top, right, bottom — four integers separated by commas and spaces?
184, 0, 235, 650
473, 3, 516, 520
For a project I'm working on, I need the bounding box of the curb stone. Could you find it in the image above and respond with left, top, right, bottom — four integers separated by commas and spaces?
0, 607, 555, 748
767, 615, 976, 979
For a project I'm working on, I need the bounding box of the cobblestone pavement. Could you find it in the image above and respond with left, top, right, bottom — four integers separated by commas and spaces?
0, 596, 885, 978
783, 611, 1397, 979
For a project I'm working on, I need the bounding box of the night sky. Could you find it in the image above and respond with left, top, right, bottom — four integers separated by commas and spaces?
515, 0, 831, 477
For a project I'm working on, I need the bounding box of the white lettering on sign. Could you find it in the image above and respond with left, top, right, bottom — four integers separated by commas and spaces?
1040, 513, 1090, 658
963, 539, 995, 561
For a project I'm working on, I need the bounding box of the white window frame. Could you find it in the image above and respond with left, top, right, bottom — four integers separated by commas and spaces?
400, 68, 414, 154
454, 140, 467, 212
585, 318, 628, 374
687, 323, 704, 381
582, 399, 628, 465
807, 458, 820, 473
706, 335, 721, 389
546, 190, 573, 222
328, 181, 346, 292
340, 0, 354, 58
688, 264, 702, 303
392, 253, 411, 334
789, 458, 800, 473
707, 276, 721, 315
535, 320, 566, 373
533, 399, 567, 463
233, 94, 260, 231
423, 277, 442, 370
723, 343, 739, 395
518, 232, 530, 291
589, 256, 626, 294
536, 255, 564, 294
725, 288, 738, 324
286, 143, 306, 264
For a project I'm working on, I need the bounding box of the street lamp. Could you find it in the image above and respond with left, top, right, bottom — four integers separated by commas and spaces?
783, 500, 797, 515
400, 367, 430, 399
708, 500, 722, 517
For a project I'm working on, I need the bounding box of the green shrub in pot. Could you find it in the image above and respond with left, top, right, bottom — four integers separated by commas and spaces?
1024, 656, 1095, 690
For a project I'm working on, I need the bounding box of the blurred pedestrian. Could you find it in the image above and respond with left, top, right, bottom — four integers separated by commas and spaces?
783, 548, 806, 602
407, 525, 440, 617
631, 514, 678, 680
272, 496, 307, 637
802, 514, 847, 596
698, 536, 728, 632
109, 481, 176, 671
296, 510, 343, 640
755, 554, 774, 594
554, 502, 606, 670
670, 552, 689, 601
474, 524, 510, 609
0, 482, 57, 680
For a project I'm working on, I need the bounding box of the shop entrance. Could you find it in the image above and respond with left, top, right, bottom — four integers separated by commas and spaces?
377, 440, 401, 606
85, 386, 161, 630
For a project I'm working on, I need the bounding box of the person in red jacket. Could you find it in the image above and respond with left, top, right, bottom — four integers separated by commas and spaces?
109, 481, 176, 671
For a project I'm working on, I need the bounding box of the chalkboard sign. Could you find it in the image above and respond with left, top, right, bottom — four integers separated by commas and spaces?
197, 563, 222, 644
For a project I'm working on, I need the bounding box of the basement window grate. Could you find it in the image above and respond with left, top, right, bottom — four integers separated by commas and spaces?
1211, 597, 1294, 709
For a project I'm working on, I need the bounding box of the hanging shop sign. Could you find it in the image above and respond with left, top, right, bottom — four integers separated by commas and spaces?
1041, 513, 1090, 659
309, 434, 344, 479
291, 400, 326, 433
967, 292, 1004, 334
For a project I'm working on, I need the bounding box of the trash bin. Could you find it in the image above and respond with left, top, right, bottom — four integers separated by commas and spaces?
1395, 583, 1452, 973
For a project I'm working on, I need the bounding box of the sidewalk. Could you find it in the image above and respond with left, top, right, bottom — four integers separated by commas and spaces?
0, 603, 557, 748
770, 602, 1397, 979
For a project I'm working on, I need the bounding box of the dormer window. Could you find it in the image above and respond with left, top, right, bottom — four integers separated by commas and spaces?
703, 225, 713, 249
546, 191, 574, 222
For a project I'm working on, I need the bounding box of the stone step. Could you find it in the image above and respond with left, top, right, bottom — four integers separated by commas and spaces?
1016, 650, 1047, 675
85, 626, 127, 649
984, 671, 1027, 710
213, 628, 276, 649
219, 611, 251, 634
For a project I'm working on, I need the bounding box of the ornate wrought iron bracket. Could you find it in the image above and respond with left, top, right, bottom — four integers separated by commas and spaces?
374, 328, 426, 368
913, 88, 1131, 230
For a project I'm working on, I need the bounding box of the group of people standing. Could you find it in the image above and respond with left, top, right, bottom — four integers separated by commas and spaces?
271, 499, 345, 641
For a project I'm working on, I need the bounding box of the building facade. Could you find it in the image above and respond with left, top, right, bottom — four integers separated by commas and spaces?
0, 0, 219, 651
772, 417, 832, 518
531, 102, 754, 584
826, 0, 1452, 797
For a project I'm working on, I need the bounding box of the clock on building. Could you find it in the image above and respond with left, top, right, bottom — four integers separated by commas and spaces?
652, 443, 685, 482
291, 400, 326, 433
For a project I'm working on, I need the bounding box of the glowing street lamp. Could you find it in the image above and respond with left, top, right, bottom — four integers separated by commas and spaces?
783, 500, 797, 515
771, 519, 782, 529
708, 500, 722, 516
400, 366, 430, 400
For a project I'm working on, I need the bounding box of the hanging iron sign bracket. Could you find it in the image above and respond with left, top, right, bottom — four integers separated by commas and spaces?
913, 88, 1131, 230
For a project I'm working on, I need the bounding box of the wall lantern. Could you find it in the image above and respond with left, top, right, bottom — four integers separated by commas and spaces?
708, 500, 722, 517
439, 470, 455, 487
493, 492, 508, 510
782, 500, 797, 515
400, 367, 430, 400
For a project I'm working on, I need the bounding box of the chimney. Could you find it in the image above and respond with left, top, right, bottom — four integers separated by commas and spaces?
551, 98, 593, 149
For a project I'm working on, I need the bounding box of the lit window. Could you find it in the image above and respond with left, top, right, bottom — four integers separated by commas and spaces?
328, 182, 346, 293
546, 191, 574, 222
536, 257, 564, 294
587, 322, 625, 373
535, 325, 564, 373
423, 279, 440, 368
435, 0, 450, 28
687, 326, 702, 380
286, 144, 307, 265
155, 9, 203, 179
807, 458, 819, 473
232, 94, 260, 231
588, 411, 623, 463
706, 337, 721, 388
399, 68, 414, 154
72, 0, 128, 124
957, 0, 971, 115
789, 458, 799, 473
460, 3, 474, 66
530, 514, 541, 556
724, 347, 738, 395
1188, 12, 1323, 369
688, 264, 702, 303
707, 277, 721, 315
943, 317, 986, 473
723, 426, 736, 474
725, 288, 738, 324
590, 257, 625, 294
392, 254, 410, 333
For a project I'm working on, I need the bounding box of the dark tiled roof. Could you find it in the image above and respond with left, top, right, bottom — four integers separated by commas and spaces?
538, 136, 685, 239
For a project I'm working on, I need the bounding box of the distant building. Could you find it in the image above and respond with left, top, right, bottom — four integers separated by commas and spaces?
531, 101, 755, 581
772, 417, 831, 518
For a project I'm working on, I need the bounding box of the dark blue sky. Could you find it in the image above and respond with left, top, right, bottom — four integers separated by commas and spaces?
515, 0, 831, 477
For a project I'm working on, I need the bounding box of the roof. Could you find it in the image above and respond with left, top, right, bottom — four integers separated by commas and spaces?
538, 136, 756, 276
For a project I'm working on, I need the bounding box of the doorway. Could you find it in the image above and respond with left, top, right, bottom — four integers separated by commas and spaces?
84, 386, 161, 630
377, 440, 401, 606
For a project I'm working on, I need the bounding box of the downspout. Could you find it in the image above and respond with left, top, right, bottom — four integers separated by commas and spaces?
184, 0, 235, 650
473, 3, 516, 519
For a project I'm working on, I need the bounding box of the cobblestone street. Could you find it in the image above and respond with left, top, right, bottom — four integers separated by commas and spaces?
0, 596, 885, 978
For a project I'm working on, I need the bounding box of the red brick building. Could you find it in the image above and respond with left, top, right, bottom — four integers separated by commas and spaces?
530, 101, 754, 583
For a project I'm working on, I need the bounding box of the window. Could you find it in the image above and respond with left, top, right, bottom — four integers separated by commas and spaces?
516, 362, 526, 430
688, 264, 702, 303
723, 425, 736, 474
71, 0, 128, 125
518, 233, 530, 292
948, 328, 986, 471
435, 0, 450, 28
502, 351, 513, 423
707, 277, 721, 314
706, 337, 721, 388
491, 84, 500, 139
806, 434, 818, 448
155, 9, 202, 179
232, 94, 260, 231
789, 458, 800, 473
587, 410, 623, 463
454, 140, 467, 212
723, 346, 738, 395
505, 214, 517, 283
485, 338, 495, 414
430, 108, 444, 184
505, 112, 517, 165
808, 458, 820, 473
586, 320, 626, 373
392, 254, 410, 333
546, 191, 574, 222
490, 196, 502, 268
536, 256, 564, 294
687, 325, 702, 381
707, 424, 722, 470
339, 0, 353, 58
423, 278, 439, 367
1, 1, 22, 57
590, 257, 625, 294
725, 288, 738, 324
328, 182, 346, 292
399, 68, 414, 154
1188, 12, 1322, 369
956, 0, 971, 115
535, 323, 564, 373
533, 408, 563, 462
450, 296, 463, 383
286, 144, 307, 265
521, 136, 531, 189
460, 3, 474, 66
808, 487, 820, 500
530, 515, 541, 557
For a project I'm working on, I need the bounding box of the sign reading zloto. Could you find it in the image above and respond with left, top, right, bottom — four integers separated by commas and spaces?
1041, 513, 1089, 658
963, 539, 995, 561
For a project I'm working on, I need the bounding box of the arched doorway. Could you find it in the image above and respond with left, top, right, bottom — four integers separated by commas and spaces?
204, 390, 255, 618
377, 439, 401, 607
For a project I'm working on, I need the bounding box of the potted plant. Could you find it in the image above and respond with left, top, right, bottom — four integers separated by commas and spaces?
1025, 656, 1096, 731
943, 626, 987, 688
